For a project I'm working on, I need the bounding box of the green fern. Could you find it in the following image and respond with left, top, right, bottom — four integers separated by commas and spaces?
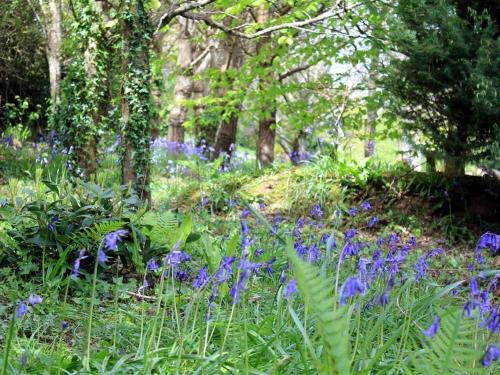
287, 237, 351, 375
408, 309, 488, 374
74, 221, 125, 247
141, 211, 178, 248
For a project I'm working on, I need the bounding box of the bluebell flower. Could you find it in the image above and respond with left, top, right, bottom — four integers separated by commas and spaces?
482, 344, 500, 367
307, 244, 321, 263
104, 229, 128, 251
28, 294, 43, 306
147, 257, 159, 272
367, 216, 379, 228
414, 255, 428, 282
345, 228, 357, 240
229, 283, 240, 303
193, 267, 208, 289
62, 321, 69, 330
48, 216, 59, 232
284, 279, 298, 299
310, 203, 323, 220
376, 237, 385, 247
470, 278, 480, 296
423, 315, 440, 338
16, 302, 28, 318
389, 233, 400, 245
380, 290, 390, 306
254, 248, 264, 259
358, 258, 370, 283
266, 257, 276, 276
98, 249, 108, 264
407, 235, 417, 247
201, 196, 209, 206
487, 307, 499, 333
348, 207, 357, 217
240, 209, 250, 219
360, 201, 371, 211
280, 271, 287, 284
72, 249, 88, 279
258, 201, 266, 210
468, 263, 474, 273
427, 247, 444, 258
340, 277, 365, 305
463, 300, 472, 317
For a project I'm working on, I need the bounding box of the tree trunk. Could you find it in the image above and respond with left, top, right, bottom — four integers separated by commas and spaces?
255, 5, 276, 167
291, 130, 306, 164
214, 114, 238, 157
257, 110, 276, 166
212, 36, 243, 158
168, 18, 193, 144
46, 0, 62, 106
151, 32, 164, 140
192, 42, 214, 146
120, 0, 152, 203
363, 67, 377, 157
444, 155, 465, 178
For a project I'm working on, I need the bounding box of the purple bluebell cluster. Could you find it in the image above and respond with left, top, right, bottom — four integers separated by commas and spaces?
16, 294, 42, 319
476, 232, 499, 264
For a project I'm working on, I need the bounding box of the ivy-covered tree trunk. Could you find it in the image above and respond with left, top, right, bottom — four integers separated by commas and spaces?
168, 18, 193, 144
120, 0, 152, 203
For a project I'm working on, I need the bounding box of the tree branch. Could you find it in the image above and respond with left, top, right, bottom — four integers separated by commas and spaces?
155, 0, 216, 34
279, 64, 311, 81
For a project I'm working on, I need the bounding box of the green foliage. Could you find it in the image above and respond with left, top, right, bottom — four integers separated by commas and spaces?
385, 0, 500, 169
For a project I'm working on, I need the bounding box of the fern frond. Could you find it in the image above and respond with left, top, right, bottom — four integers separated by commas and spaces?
287, 237, 351, 375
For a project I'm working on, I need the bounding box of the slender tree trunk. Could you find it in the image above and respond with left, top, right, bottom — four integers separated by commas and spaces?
168, 18, 193, 144
257, 110, 276, 166
256, 5, 276, 167
212, 36, 243, 158
151, 33, 164, 140
291, 130, 306, 164
45, 0, 62, 106
363, 70, 377, 157
192, 43, 214, 146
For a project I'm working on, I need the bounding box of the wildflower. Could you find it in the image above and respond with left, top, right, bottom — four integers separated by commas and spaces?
307, 244, 321, 263
348, 207, 357, 217
284, 279, 298, 299
340, 277, 365, 305
62, 321, 69, 330
48, 216, 59, 232
487, 307, 499, 333
345, 228, 357, 240
266, 257, 276, 276
147, 257, 159, 272
254, 248, 264, 259
229, 283, 240, 303
360, 201, 371, 211
368, 216, 379, 228
28, 294, 43, 306
423, 315, 440, 338
280, 271, 287, 284
16, 302, 28, 318
104, 229, 128, 251
470, 278, 480, 296
98, 249, 108, 264
310, 203, 323, 220
258, 201, 266, 210
463, 300, 472, 317
380, 290, 390, 306
468, 263, 474, 273
414, 255, 428, 282
358, 258, 370, 283
482, 344, 500, 367
241, 209, 250, 219
72, 249, 88, 279
20, 352, 28, 367
201, 196, 209, 206
427, 247, 444, 258
193, 267, 208, 289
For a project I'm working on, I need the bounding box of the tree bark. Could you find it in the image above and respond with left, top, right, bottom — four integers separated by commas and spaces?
444, 155, 465, 178
212, 35, 243, 158
151, 32, 164, 140
168, 18, 193, 144
45, 0, 62, 105
256, 5, 276, 167
257, 111, 276, 166
363, 78, 377, 157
